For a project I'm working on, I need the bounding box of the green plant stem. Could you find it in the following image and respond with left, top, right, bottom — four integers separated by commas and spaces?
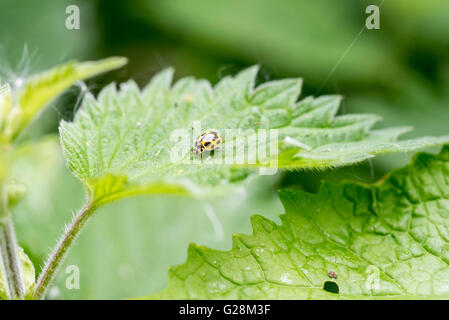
0, 215, 25, 299
33, 200, 96, 300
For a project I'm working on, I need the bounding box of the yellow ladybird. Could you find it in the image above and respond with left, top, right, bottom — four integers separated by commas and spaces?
193, 130, 222, 155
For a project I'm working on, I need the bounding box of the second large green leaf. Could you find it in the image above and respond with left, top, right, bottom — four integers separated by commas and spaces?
150, 146, 449, 299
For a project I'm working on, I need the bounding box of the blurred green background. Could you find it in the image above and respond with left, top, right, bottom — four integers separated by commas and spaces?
1, 0, 449, 299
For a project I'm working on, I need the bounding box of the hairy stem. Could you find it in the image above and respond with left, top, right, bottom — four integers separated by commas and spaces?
33, 200, 96, 300
0, 204, 25, 299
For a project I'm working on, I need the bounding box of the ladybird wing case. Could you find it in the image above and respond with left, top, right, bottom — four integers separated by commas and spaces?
192, 129, 223, 155
193, 139, 203, 154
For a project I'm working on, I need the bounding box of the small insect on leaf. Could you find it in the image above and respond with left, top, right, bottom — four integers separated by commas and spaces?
328, 271, 338, 279
193, 129, 223, 156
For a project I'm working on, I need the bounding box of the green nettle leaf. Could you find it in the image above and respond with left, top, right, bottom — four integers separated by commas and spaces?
61, 66, 449, 205
148, 146, 449, 299
0, 57, 127, 144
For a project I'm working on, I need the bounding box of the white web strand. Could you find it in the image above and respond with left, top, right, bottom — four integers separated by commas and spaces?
315, 25, 366, 96
315, 0, 385, 95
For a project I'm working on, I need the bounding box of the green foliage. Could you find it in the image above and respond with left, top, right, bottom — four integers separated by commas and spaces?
3, 0, 448, 301
61, 67, 449, 207
149, 146, 449, 299
0, 57, 127, 145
